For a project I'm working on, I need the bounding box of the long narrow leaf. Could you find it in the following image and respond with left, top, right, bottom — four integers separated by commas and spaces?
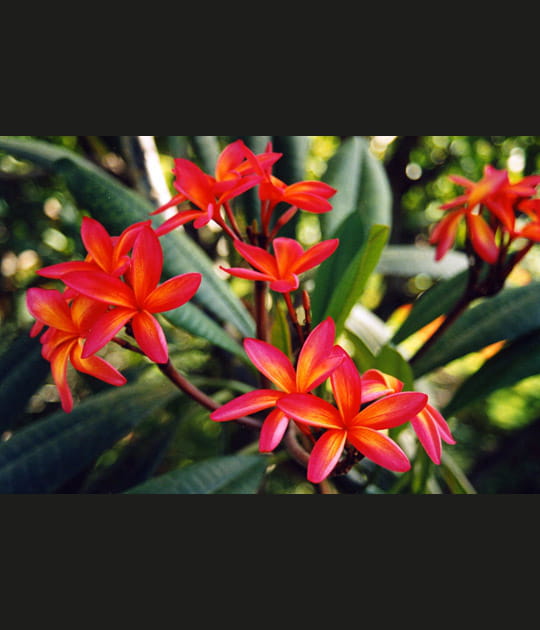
126, 454, 268, 494
412, 282, 540, 378
0, 380, 180, 493
323, 224, 389, 337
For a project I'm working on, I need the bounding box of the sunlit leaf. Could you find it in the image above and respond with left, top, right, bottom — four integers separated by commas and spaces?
443, 331, 540, 416
412, 282, 540, 378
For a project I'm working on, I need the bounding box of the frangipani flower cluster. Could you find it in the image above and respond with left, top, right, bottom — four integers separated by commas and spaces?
430, 165, 540, 264
27, 138, 459, 488
211, 318, 454, 484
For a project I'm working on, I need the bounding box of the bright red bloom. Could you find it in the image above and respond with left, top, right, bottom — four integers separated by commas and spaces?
210, 318, 345, 452
62, 226, 202, 364
222, 237, 339, 293
38, 217, 150, 280
277, 355, 428, 484
430, 166, 540, 263
360, 369, 456, 465
153, 140, 281, 236
26, 289, 127, 413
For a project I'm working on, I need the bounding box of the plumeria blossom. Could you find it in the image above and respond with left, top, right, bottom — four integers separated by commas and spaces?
242, 141, 338, 233
38, 217, 150, 281
62, 226, 202, 365
361, 369, 456, 466
222, 237, 339, 293
430, 165, 540, 263
26, 289, 127, 413
277, 353, 428, 484
153, 140, 281, 236
210, 318, 345, 452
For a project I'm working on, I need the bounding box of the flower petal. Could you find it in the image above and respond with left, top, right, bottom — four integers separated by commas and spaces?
82, 307, 135, 358
70, 295, 109, 334
210, 390, 285, 422
277, 393, 343, 430
259, 409, 290, 453
269, 275, 300, 293
292, 239, 339, 275
348, 427, 411, 473
466, 213, 499, 264
173, 159, 216, 211
63, 270, 136, 308
272, 238, 304, 278
428, 404, 456, 445
243, 338, 297, 392
131, 311, 169, 364
131, 227, 163, 304
26, 288, 77, 333
70, 341, 127, 387
361, 369, 404, 403
220, 267, 274, 283
330, 351, 362, 420
50, 340, 76, 413
144, 273, 201, 313
233, 240, 279, 276
411, 409, 443, 465
307, 430, 347, 484
354, 392, 428, 430
296, 318, 342, 392
37, 261, 99, 279
154, 210, 206, 236
429, 211, 465, 261
80, 217, 114, 272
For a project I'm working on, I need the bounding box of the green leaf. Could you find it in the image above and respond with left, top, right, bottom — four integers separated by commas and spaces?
126, 454, 269, 494
321, 224, 389, 337
0, 333, 50, 432
320, 136, 393, 239
270, 300, 293, 359
0, 380, 180, 493
412, 282, 540, 378
443, 330, 540, 416
188, 136, 221, 173
377, 246, 468, 279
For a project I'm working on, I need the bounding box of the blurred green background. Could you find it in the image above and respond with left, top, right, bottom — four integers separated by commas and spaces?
2, 135, 540, 494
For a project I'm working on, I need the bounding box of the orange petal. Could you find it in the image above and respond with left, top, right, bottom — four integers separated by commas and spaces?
26, 288, 77, 334
131, 311, 168, 364
411, 409, 443, 465
50, 340, 76, 413
243, 338, 296, 392
63, 270, 136, 308
466, 214, 499, 264
296, 318, 342, 392
354, 392, 428, 430
361, 369, 403, 403
293, 239, 339, 275
429, 211, 464, 261
330, 352, 362, 420
307, 430, 347, 484
131, 227, 163, 304
234, 240, 279, 277
272, 238, 304, 278
80, 217, 114, 272
70, 341, 127, 387
348, 427, 411, 473
144, 273, 201, 313
82, 307, 135, 358
277, 393, 343, 430
70, 295, 109, 334
210, 390, 285, 422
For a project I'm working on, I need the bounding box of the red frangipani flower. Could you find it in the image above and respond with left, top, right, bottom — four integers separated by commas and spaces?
277, 354, 428, 484
153, 140, 281, 236
210, 318, 345, 452
26, 289, 127, 413
360, 369, 456, 466
430, 166, 540, 263
222, 237, 339, 293
38, 217, 150, 281
62, 226, 202, 365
